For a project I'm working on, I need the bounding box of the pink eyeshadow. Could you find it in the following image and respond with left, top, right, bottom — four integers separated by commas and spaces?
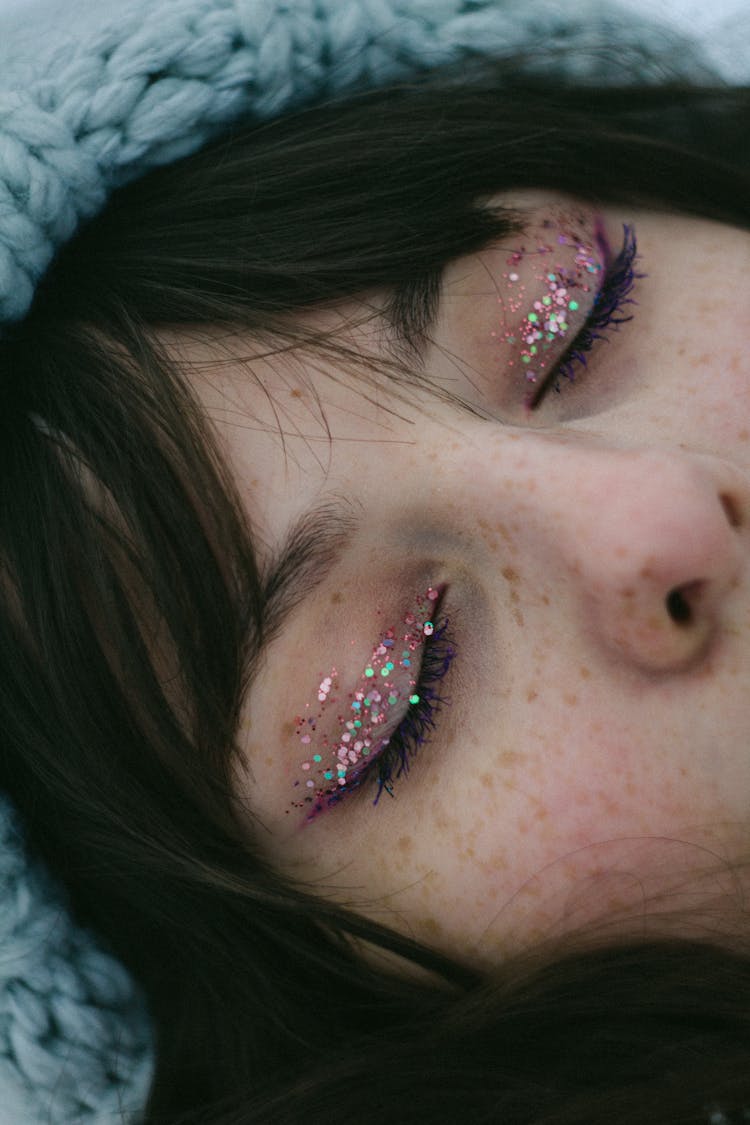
288, 586, 440, 815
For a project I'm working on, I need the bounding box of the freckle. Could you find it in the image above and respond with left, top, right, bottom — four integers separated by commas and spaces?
397, 835, 413, 853
498, 751, 523, 767
579, 666, 591, 679
621, 586, 636, 598
513, 609, 525, 627
564, 693, 578, 706
526, 689, 538, 703
264, 754, 273, 768
540, 594, 550, 606
330, 591, 342, 604
615, 546, 628, 558
421, 917, 443, 937
495, 522, 512, 542
281, 720, 295, 738
502, 566, 519, 584
739, 429, 749, 442
291, 388, 302, 398
479, 772, 495, 792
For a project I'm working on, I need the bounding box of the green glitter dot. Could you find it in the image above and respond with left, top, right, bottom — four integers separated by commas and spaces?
559, 321, 568, 331
569, 300, 579, 311
354, 720, 362, 728
409, 694, 420, 705
313, 754, 322, 763
364, 697, 371, 707
530, 346, 537, 355
365, 667, 374, 677
542, 296, 552, 306
507, 335, 517, 344
388, 694, 397, 705
380, 668, 389, 677
527, 312, 538, 323
522, 354, 531, 364
362, 747, 370, 755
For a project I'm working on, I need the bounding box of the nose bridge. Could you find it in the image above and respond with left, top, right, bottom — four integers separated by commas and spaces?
481, 438, 746, 676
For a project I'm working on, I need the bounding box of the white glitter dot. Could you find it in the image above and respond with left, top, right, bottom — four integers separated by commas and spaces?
509, 272, 519, 282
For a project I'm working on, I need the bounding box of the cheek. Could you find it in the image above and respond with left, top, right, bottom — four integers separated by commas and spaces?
342, 687, 736, 967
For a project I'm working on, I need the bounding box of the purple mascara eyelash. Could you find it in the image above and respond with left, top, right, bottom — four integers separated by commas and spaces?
494, 208, 642, 410
288, 587, 455, 822
531, 223, 640, 408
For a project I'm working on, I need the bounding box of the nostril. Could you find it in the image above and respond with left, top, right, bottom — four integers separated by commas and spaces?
666, 586, 693, 626
719, 492, 742, 528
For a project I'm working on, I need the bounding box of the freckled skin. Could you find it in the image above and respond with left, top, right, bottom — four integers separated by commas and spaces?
170, 192, 750, 970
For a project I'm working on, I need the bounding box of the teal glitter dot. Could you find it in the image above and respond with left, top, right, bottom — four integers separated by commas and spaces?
364, 697, 371, 707
354, 720, 362, 728
569, 300, 579, 310
351, 701, 361, 710
386, 661, 394, 671
409, 694, 420, 705
324, 770, 333, 780
403, 659, 411, 667
388, 694, 398, 705
313, 754, 322, 763
548, 273, 556, 281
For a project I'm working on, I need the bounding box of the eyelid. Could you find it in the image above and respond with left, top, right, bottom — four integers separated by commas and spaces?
289, 586, 443, 822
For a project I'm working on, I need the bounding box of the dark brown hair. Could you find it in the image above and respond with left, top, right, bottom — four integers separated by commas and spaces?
2, 56, 750, 1124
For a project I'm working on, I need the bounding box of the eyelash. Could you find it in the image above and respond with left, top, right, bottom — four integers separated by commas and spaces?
327, 620, 456, 810
526, 223, 641, 410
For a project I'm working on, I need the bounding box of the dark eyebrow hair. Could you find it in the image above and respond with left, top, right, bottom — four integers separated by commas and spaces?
260, 498, 359, 642
252, 272, 442, 648
385, 267, 443, 367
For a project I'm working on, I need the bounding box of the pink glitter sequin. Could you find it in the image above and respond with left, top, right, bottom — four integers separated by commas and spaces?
288, 587, 440, 816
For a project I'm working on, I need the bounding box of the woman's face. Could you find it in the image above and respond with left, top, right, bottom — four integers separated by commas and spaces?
171, 190, 750, 967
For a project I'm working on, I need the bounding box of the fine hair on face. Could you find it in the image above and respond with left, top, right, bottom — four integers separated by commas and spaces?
2, 52, 750, 1125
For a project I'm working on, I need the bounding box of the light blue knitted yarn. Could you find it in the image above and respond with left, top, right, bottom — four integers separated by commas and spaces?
0, 1, 723, 1123
0, 0, 715, 331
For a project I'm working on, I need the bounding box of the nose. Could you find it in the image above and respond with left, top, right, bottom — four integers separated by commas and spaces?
525, 445, 745, 675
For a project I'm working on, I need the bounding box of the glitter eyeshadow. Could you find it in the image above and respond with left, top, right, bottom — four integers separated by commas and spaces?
494, 208, 608, 391
289, 586, 440, 815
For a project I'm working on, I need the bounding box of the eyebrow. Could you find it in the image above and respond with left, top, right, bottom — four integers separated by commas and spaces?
254, 274, 442, 647
385, 268, 443, 367
260, 498, 359, 643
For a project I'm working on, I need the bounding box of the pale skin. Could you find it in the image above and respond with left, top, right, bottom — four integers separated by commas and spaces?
161, 190, 750, 969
